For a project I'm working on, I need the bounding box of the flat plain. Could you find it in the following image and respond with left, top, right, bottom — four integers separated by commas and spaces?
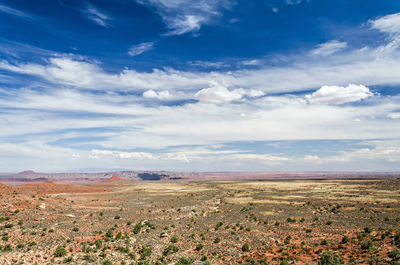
0, 178, 399, 264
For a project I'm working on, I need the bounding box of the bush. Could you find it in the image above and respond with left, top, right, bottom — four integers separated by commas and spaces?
360, 240, 373, 250
321, 239, 328, 246
102, 259, 113, 265
170, 235, 178, 243
364, 227, 372, 233
196, 243, 204, 251
341, 236, 349, 244
163, 244, 179, 256
3, 244, 12, 251
133, 222, 143, 234
95, 239, 103, 249
318, 251, 344, 265
242, 243, 249, 252
214, 237, 221, 243
176, 257, 194, 265
140, 245, 152, 258
63, 256, 74, 263
280, 260, 289, 265
388, 249, 400, 262
287, 217, 296, 223
54, 246, 67, 257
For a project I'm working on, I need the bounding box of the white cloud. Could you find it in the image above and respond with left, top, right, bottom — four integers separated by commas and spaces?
0, 4, 31, 19
241, 59, 260, 66
388, 112, 400, 119
136, 0, 233, 35
143, 89, 171, 100
90, 149, 189, 162
82, 3, 112, 27
189, 60, 229, 68
310, 40, 347, 56
306, 84, 373, 105
370, 12, 400, 36
272, 7, 279, 13
286, 0, 309, 5
370, 13, 400, 54
166, 15, 204, 35
128, 42, 154, 56
194, 81, 264, 103
1, 12, 400, 171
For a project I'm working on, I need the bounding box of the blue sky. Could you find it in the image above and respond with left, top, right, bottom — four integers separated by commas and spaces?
0, 0, 400, 172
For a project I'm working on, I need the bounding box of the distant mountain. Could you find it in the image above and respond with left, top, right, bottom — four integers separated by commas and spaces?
0, 170, 399, 184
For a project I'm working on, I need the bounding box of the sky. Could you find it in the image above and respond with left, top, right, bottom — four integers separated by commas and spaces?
0, 0, 400, 172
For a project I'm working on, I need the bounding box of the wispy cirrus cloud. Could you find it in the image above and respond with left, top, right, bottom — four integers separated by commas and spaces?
1, 12, 400, 171
136, 0, 234, 35
0, 3, 31, 19
286, 0, 310, 5
82, 3, 112, 27
310, 40, 347, 56
128, 42, 154, 56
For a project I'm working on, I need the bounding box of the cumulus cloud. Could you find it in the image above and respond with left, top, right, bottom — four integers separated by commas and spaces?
194, 81, 264, 103
306, 84, 373, 104
128, 42, 154, 56
143, 89, 171, 100
310, 40, 347, 56
1, 12, 400, 171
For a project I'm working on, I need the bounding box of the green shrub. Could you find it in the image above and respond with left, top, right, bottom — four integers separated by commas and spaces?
321, 239, 328, 246
54, 246, 67, 257
176, 257, 194, 265
318, 251, 344, 265
242, 243, 249, 252
196, 243, 204, 251
364, 227, 372, 233
102, 259, 113, 265
360, 240, 373, 250
163, 244, 179, 256
287, 217, 296, 223
63, 256, 74, 263
140, 245, 152, 258
388, 249, 400, 262
170, 235, 178, 243
280, 260, 289, 265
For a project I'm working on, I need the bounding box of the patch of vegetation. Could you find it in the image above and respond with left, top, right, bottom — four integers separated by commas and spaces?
54, 246, 67, 257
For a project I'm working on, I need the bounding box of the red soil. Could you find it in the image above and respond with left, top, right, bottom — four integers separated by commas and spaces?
16, 181, 110, 195
104, 175, 127, 182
